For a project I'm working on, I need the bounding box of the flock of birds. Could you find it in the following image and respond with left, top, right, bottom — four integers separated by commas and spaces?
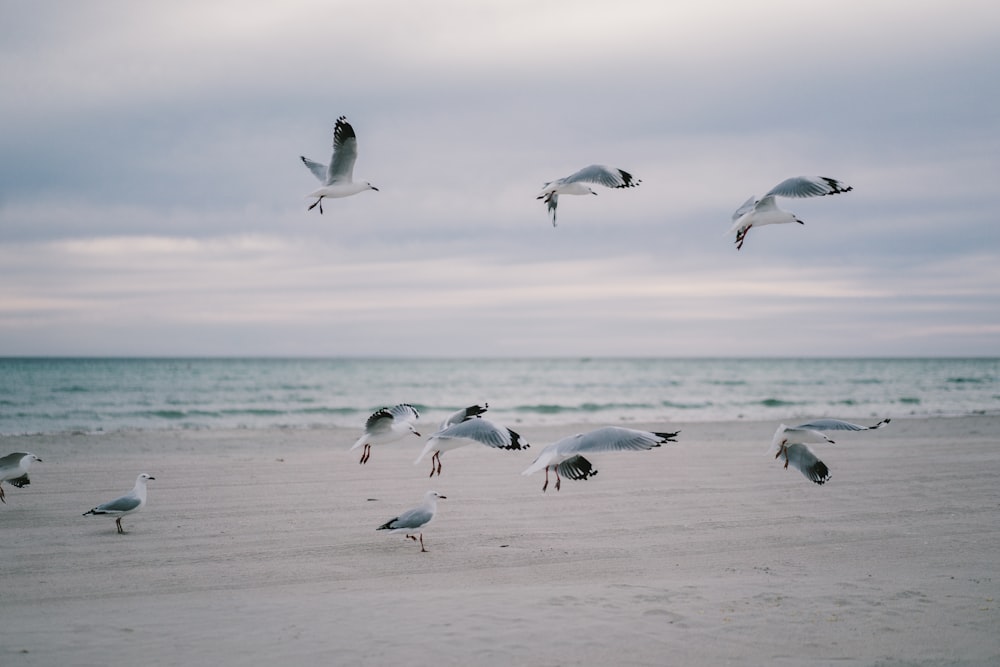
300, 116, 854, 246
1, 404, 890, 550
0, 116, 869, 547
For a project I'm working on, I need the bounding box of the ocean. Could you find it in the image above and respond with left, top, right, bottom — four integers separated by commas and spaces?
0, 357, 997, 436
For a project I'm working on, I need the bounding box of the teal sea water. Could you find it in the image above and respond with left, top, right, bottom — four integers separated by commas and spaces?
0, 358, 997, 436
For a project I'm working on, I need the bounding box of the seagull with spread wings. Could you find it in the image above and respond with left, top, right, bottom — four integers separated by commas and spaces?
727, 176, 853, 249
768, 418, 891, 485
537, 164, 641, 226
301, 115, 378, 214
522, 426, 679, 491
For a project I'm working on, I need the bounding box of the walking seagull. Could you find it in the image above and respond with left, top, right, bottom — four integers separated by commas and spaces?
537, 165, 640, 226
301, 115, 378, 214
377, 491, 446, 553
0, 452, 42, 504
522, 426, 679, 491
83, 473, 155, 534
727, 176, 852, 249
415, 405, 528, 477
350, 404, 421, 464
768, 418, 891, 485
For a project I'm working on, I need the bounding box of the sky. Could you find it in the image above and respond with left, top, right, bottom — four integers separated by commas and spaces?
2, 0, 999, 358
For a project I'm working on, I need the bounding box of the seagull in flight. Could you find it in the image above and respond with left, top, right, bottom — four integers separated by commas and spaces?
0, 452, 42, 504
350, 404, 421, 464
83, 473, 155, 534
377, 490, 446, 553
301, 115, 378, 214
415, 404, 528, 477
768, 418, 891, 485
537, 164, 641, 227
727, 176, 852, 249
522, 426, 679, 491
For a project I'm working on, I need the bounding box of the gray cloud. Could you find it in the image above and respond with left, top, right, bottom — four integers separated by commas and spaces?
1, 0, 998, 356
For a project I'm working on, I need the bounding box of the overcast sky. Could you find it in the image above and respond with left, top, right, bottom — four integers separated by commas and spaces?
1, 0, 998, 357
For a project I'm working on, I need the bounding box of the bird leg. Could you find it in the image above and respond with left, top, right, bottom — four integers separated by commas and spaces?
735, 225, 751, 250
308, 197, 324, 213
542, 468, 550, 492
419, 533, 427, 553
0, 485, 5, 503
359, 444, 370, 464
116, 517, 124, 534
555, 471, 561, 491
428, 452, 442, 478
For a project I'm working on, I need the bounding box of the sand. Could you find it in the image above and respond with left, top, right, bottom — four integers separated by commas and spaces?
1, 416, 998, 666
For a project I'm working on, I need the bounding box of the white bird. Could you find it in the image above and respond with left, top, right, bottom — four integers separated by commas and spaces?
537, 164, 641, 226
415, 409, 529, 478
727, 176, 853, 249
377, 490, 446, 552
83, 473, 155, 534
350, 404, 421, 464
301, 115, 378, 214
522, 426, 679, 491
0, 452, 42, 504
769, 418, 891, 485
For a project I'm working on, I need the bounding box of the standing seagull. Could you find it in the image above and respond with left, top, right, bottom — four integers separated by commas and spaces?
377, 491, 446, 553
83, 473, 155, 534
537, 164, 641, 227
0, 452, 42, 504
727, 176, 853, 249
768, 418, 890, 485
350, 404, 421, 464
415, 412, 528, 478
301, 115, 378, 214
522, 426, 679, 492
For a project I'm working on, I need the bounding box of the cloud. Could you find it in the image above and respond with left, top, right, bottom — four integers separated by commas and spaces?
1, 0, 998, 356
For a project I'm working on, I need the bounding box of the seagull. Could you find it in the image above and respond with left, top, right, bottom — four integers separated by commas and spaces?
377, 491, 446, 552
0, 452, 42, 504
522, 426, 679, 491
350, 404, 421, 464
537, 164, 641, 227
768, 418, 891, 485
83, 473, 155, 534
727, 176, 853, 249
415, 411, 529, 478
301, 115, 378, 214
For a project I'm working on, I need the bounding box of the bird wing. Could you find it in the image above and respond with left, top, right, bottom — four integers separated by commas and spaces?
387, 403, 420, 423
300, 156, 328, 183
380, 505, 433, 531
793, 418, 890, 433
439, 403, 489, 429
564, 164, 640, 189
764, 176, 853, 200
91, 493, 142, 514
556, 455, 599, 481
731, 195, 757, 222
431, 418, 527, 451
783, 443, 831, 485
6, 473, 30, 488
564, 426, 672, 455
326, 116, 359, 185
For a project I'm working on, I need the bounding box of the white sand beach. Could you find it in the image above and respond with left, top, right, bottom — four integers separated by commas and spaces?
1, 416, 998, 666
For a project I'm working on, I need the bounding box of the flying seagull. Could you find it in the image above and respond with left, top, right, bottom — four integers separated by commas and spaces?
522, 426, 679, 491
0, 452, 42, 504
415, 410, 528, 478
727, 176, 852, 249
768, 418, 891, 485
301, 115, 378, 214
377, 490, 446, 553
350, 404, 421, 464
537, 164, 641, 227
83, 473, 155, 534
